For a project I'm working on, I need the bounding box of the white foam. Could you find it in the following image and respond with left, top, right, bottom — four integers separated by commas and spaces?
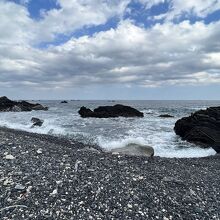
157, 147, 216, 158
0, 104, 217, 158
97, 135, 216, 158
97, 136, 147, 150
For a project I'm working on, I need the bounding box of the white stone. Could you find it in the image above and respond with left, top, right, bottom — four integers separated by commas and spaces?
37, 149, 42, 154
5, 154, 15, 160
127, 204, 133, 209
15, 184, 25, 190
50, 189, 58, 196
3, 178, 13, 186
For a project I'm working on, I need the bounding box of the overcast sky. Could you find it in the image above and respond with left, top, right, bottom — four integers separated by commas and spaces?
0, 0, 220, 100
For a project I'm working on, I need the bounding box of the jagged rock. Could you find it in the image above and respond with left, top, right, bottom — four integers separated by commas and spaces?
0, 96, 48, 112
78, 104, 144, 118
31, 117, 44, 127
110, 144, 154, 157
174, 107, 220, 153
159, 114, 174, 118
61, 101, 68, 104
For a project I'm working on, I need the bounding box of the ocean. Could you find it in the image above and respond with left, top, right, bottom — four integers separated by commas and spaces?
1, 100, 220, 158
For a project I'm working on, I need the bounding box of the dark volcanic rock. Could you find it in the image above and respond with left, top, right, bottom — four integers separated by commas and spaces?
61, 100, 68, 104
31, 117, 44, 127
174, 107, 220, 153
159, 114, 174, 118
78, 104, 144, 118
0, 96, 48, 112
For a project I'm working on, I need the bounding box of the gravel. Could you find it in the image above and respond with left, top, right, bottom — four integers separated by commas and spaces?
0, 127, 220, 219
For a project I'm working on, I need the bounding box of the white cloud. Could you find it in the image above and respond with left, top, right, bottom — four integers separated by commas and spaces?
152, 0, 220, 20
0, 0, 220, 93
0, 1, 34, 45
0, 0, 130, 45
1, 18, 220, 90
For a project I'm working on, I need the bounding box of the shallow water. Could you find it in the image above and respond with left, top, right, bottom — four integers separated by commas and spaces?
0, 100, 219, 158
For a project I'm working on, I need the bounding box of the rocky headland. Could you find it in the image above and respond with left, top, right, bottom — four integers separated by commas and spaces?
174, 106, 220, 153
0, 96, 48, 112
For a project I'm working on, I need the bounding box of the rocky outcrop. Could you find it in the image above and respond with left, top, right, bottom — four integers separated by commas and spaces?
0, 96, 48, 112
110, 144, 154, 157
78, 104, 144, 118
61, 101, 68, 104
174, 107, 220, 153
31, 117, 44, 127
159, 114, 174, 118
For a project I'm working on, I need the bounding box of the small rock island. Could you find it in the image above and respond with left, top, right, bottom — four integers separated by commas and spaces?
78, 104, 144, 118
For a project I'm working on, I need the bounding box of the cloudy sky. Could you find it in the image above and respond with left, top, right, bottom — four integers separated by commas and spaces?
1, 0, 220, 100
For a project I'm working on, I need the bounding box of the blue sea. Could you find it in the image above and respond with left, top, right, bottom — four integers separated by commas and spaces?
1, 100, 220, 158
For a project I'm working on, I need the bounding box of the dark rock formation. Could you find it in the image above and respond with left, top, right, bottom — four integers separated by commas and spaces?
31, 117, 44, 127
159, 114, 174, 118
174, 107, 220, 153
0, 96, 48, 112
61, 101, 68, 104
78, 104, 144, 118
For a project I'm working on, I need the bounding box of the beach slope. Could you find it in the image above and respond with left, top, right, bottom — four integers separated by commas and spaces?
0, 127, 220, 219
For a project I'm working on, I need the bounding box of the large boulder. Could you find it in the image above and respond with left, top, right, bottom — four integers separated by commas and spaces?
0, 96, 48, 112
174, 107, 220, 153
78, 104, 144, 118
110, 143, 154, 157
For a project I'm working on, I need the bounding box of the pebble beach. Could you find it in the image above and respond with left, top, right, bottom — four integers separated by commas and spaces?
1, 127, 220, 220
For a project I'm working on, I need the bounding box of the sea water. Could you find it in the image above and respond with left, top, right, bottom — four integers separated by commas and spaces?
0, 100, 219, 158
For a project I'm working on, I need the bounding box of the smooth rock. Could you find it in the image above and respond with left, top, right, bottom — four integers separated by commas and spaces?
5, 154, 15, 160
110, 143, 154, 157
15, 184, 26, 191
37, 149, 43, 154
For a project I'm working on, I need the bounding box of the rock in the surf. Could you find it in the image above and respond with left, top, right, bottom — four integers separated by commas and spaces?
61, 100, 68, 104
78, 104, 144, 118
31, 117, 44, 127
0, 96, 48, 112
110, 143, 154, 157
174, 106, 220, 153
159, 114, 174, 118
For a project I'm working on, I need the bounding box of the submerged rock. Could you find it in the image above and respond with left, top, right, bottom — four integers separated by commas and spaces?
174, 107, 220, 153
78, 104, 144, 118
110, 143, 154, 157
31, 117, 44, 127
0, 96, 48, 112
